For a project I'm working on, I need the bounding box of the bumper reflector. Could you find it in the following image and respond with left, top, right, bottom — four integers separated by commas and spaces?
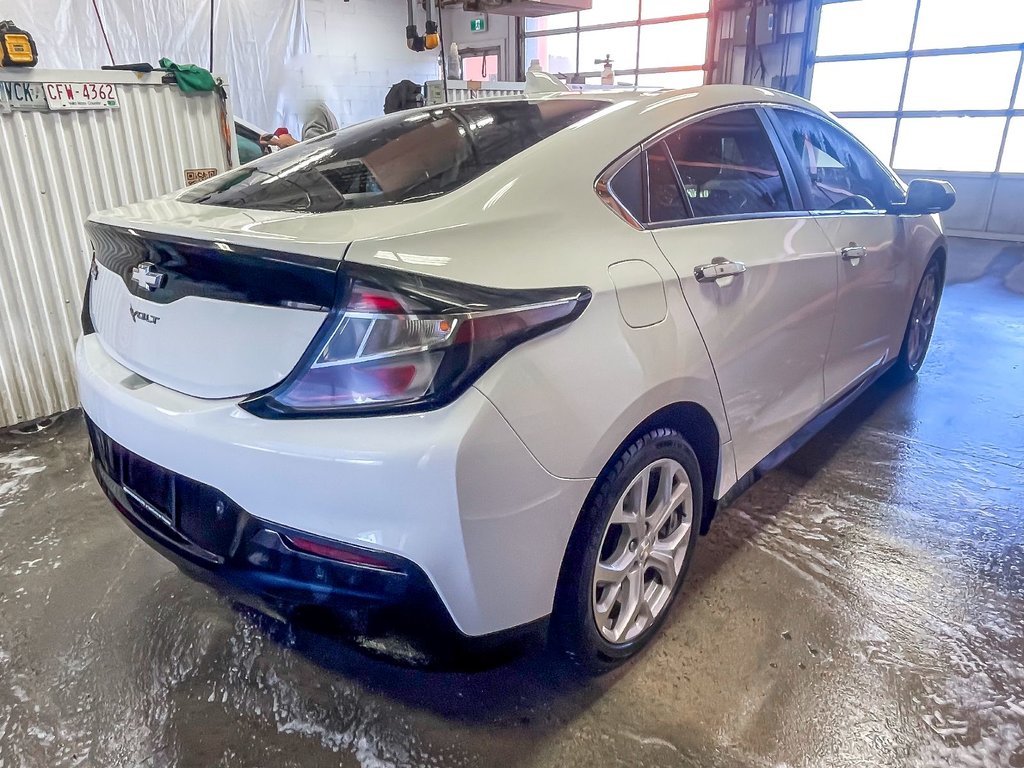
284, 535, 400, 572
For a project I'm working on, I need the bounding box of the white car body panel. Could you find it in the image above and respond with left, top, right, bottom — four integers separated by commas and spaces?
77, 333, 591, 636
814, 213, 916, 400
90, 261, 326, 398
76, 85, 948, 636
653, 216, 839, 478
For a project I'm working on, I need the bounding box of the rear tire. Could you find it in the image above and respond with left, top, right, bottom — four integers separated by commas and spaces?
551, 429, 702, 674
890, 258, 943, 382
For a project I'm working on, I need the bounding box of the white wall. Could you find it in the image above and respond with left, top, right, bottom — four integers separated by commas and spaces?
0, 0, 442, 133
292, 0, 441, 131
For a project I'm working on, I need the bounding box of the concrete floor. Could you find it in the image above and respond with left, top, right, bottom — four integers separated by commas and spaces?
1, 237, 1022, 768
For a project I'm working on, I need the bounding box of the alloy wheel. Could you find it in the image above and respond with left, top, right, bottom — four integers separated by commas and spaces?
907, 270, 939, 370
591, 458, 693, 644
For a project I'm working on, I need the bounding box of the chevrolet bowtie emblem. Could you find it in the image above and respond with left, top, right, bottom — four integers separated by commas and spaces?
130, 262, 167, 292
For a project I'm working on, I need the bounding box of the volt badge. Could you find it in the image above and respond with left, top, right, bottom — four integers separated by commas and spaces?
129, 305, 160, 325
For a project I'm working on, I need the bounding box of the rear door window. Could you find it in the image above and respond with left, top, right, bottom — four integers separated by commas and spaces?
647, 141, 690, 223
770, 109, 905, 211
182, 100, 608, 213
661, 108, 793, 219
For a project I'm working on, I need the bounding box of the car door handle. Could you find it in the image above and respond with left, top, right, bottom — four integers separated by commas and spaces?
841, 245, 868, 261
694, 258, 747, 283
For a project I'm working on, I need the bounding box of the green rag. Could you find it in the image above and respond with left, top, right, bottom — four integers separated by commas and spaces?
159, 58, 216, 93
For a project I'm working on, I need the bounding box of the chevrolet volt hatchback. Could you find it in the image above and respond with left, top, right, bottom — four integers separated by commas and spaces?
78, 85, 954, 671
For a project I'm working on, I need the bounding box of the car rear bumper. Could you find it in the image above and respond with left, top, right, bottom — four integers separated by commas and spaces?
76, 333, 593, 637
87, 416, 460, 635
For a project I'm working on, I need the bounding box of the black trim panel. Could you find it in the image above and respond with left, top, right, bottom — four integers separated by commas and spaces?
87, 222, 343, 311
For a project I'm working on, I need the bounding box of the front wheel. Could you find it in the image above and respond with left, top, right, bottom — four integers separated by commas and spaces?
551, 429, 702, 673
891, 258, 943, 381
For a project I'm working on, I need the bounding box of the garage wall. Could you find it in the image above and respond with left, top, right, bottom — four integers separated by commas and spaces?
0, 0, 309, 132
0, 0, 439, 133
295, 0, 441, 129
899, 172, 1024, 241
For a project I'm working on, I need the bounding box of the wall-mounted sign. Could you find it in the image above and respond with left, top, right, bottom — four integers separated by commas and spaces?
184, 168, 219, 186
470, 17, 487, 33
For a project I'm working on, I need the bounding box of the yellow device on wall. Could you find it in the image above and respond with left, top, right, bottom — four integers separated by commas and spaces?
0, 21, 38, 67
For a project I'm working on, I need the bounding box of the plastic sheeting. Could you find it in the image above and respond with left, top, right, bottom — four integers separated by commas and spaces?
0, 0, 308, 131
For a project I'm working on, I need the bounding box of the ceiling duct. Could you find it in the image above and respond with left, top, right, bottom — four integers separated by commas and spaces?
461, 0, 592, 15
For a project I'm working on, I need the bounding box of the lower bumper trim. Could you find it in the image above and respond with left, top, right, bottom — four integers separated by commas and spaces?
86, 416, 462, 637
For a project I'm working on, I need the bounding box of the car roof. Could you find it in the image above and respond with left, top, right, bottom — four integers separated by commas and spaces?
431, 84, 830, 149
443, 83, 825, 115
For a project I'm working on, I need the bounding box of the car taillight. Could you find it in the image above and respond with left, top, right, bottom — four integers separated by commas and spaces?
242, 267, 591, 418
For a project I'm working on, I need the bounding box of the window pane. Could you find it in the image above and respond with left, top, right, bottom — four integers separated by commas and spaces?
810, 59, 907, 112
904, 52, 1020, 111
525, 33, 577, 75
914, 0, 1024, 49
839, 118, 898, 166
774, 109, 903, 210
579, 27, 639, 74
580, 0, 639, 27
608, 153, 645, 222
1000, 118, 1024, 173
525, 13, 577, 33
638, 18, 709, 69
647, 142, 689, 222
816, 0, 917, 56
894, 117, 1006, 172
642, 0, 710, 19
636, 69, 705, 89
664, 109, 792, 217
462, 54, 499, 82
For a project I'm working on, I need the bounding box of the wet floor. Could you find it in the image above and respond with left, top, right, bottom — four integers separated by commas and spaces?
1, 237, 1023, 768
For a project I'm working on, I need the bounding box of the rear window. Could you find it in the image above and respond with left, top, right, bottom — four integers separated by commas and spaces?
182, 100, 608, 213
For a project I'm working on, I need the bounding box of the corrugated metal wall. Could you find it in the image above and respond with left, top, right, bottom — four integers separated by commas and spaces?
0, 69, 236, 428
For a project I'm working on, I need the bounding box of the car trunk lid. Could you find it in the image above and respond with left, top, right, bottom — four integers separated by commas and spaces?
86, 222, 343, 399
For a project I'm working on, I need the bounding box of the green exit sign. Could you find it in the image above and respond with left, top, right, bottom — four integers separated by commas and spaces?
470, 17, 487, 33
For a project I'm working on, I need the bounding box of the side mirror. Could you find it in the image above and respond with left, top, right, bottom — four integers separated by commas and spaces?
895, 179, 956, 215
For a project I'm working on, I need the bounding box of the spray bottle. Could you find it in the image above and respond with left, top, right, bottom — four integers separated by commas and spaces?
595, 55, 614, 85
446, 42, 462, 80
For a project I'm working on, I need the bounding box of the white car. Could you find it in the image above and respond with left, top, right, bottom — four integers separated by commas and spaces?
77, 85, 954, 671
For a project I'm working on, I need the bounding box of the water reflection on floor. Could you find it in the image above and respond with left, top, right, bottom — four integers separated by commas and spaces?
1, 238, 1022, 767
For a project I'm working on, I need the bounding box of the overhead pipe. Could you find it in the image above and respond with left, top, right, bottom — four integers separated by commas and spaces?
424, 0, 439, 51
406, 0, 425, 51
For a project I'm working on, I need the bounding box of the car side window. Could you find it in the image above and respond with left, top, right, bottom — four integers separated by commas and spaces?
646, 141, 690, 223
660, 108, 793, 219
607, 152, 646, 224
771, 109, 904, 212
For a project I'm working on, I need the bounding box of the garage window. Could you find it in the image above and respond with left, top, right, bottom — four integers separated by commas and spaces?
181, 100, 607, 213
522, 0, 709, 87
810, 0, 1024, 173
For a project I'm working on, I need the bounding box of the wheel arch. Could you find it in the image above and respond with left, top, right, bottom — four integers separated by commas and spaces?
583, 401, 723, 537
931, 242, 948, 281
